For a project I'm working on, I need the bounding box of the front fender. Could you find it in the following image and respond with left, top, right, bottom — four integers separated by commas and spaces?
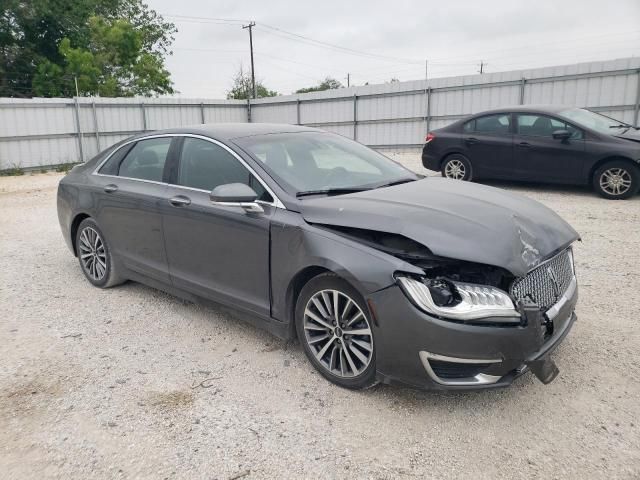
270, 209, 423, 324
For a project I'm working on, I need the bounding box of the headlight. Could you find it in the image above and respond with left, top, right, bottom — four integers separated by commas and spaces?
396, 275, 521, 323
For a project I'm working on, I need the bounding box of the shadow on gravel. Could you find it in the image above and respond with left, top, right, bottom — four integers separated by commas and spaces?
478, 179, 640, 201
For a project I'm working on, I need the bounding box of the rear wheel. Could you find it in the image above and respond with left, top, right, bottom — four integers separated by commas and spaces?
441, 154, 472, 181
75, 218, 125, 288
593, 161, 639, 200
295, 273, 377, 390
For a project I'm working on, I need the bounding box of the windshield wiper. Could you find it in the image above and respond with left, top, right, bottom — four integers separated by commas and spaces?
296, 187, 373, 198
373, 178, 418, 189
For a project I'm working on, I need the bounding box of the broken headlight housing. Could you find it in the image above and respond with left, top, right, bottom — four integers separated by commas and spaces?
396, 275, 521, 324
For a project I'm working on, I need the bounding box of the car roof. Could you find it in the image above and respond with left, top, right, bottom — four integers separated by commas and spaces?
468, 105, 575, 116
135, 123, 321, 142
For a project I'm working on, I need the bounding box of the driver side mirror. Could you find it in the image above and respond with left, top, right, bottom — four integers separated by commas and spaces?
210, 183, 264, 214
552, 129, 571, 140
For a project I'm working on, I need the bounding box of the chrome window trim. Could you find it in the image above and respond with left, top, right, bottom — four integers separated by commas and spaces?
92, 133, 285, 209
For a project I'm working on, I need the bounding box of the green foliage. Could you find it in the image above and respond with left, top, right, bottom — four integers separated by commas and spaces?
0, 165, 24, 176
55, 162, 76, 172
226, 66, 278, 100
295, 77, 344, 94
1, 0, 176, 97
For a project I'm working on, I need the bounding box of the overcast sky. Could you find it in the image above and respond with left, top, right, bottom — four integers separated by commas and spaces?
144, 0, 640, 98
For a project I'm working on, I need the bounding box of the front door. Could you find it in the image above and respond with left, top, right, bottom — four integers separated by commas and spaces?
161, 136, 275, 317
513, 113, 585, 183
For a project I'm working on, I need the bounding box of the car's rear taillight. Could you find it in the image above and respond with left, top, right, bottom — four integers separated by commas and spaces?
425, 132, 435, 143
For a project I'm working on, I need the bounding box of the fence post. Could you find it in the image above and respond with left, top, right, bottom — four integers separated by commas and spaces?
200, 102, 206, 124
634, 70, 640, 128
92, 101, 101, 151
353, 94, 358, 141
140, 103, 147, 131
296, 99, 301, 125
426, 87, 432, 134
73, 97, 85, 163
519, 77, 527, 105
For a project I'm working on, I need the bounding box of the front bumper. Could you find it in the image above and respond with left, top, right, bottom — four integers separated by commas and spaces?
368, 278, 578, 390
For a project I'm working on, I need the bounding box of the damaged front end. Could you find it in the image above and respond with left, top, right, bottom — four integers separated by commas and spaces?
314, 224, 520, 322
314, 224, 577, 386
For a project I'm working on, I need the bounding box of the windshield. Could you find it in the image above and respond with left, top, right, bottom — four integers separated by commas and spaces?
559, 108, 630, 134
235, 132, 417, 196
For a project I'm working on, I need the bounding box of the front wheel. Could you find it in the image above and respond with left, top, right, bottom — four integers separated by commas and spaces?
441, 154, 473, 181
593, 161, 639, 200
295, 273, 377, 390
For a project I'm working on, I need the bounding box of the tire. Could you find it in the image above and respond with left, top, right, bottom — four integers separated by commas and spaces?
295, 273, 378, 390
441, 154, 473, 181
75, 218, 125, 288
593, 160, 639, 200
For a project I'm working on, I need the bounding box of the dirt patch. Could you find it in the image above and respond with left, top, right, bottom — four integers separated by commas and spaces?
146, 390, 195, 409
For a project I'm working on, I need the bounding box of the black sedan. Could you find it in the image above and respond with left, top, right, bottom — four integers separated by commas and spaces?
422, 105, 640, 199
58, 124, 579, 390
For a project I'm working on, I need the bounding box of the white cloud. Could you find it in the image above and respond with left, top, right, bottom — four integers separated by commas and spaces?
147, 0, 640, 97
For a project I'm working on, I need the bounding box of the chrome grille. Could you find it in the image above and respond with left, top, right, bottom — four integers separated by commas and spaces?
510, 248, 574, 311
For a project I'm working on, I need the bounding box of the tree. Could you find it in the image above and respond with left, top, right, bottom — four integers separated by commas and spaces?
295, 77, 343, 94
226, 66, 278, 100
1, 0, 176, 97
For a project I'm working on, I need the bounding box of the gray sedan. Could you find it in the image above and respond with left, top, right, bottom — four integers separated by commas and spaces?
57, 123, 579, 390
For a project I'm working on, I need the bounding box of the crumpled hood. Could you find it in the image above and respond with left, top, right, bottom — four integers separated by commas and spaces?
301, 178, 579, 277
613, 128, 640, 144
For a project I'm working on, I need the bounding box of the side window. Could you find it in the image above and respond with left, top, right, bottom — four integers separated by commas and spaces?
517, 114, 583, 139
467, 114, 511, 134
117, 138, 172, 182
97, 143, 133, 175
177, 138, 273, 202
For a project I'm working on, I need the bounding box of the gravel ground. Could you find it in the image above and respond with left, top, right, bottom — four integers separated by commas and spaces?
1, 166, 639, 480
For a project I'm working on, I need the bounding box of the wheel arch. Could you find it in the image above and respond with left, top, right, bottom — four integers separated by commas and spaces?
285, 265, 333, 339
70, 212, 92, 257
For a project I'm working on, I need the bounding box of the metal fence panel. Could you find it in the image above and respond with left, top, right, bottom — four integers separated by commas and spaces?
1, 57, 639, 170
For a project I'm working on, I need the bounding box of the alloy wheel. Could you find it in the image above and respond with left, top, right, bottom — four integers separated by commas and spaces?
444, 159, 466, 180
79, 226, 107, 281
599, 168, 632, 196
303, 289, 373, 378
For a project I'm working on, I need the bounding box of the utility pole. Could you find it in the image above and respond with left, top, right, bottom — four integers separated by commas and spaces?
478, 60, 486, 74
347, 73, 350, 87
425, 60, 428, 81
242, 22, 257, 99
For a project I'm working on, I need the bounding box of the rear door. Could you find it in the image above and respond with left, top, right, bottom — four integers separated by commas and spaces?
93, 136, 175, 283
513, 113, 585, 183
460, 113, 515, 179
161, 136, 276, 317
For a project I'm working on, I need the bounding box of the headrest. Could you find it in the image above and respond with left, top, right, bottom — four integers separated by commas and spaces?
138, 149, 158, 166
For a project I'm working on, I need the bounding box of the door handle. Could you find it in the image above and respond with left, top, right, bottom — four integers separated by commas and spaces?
465, 137, 479, 144
169, 195, 191, 207
517, 142, 531, 148
104, 184, 118, 193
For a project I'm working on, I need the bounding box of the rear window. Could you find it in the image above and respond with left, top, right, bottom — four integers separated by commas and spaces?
97, 144, 133, 175
463, 114, 511, 134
